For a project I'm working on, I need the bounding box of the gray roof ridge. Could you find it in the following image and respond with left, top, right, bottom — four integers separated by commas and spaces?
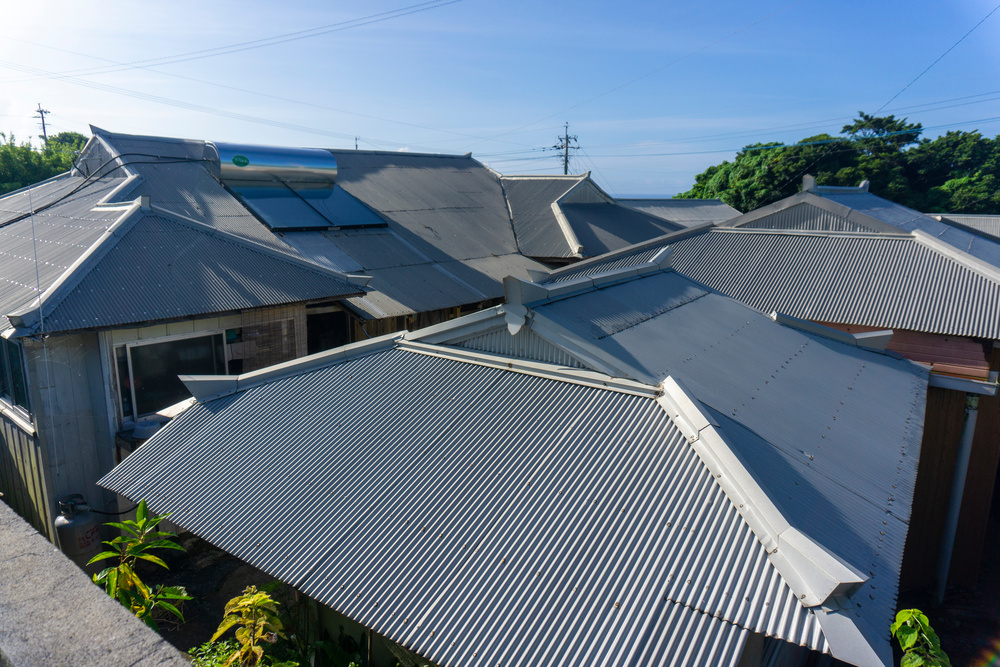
930, 213, 1000, 242
709, 226, 912, 240
501, 174, 588, 180
911, 228, 1000, 284
542, 223, 712, 282
657, 377, 882, 666
145, 202, 371, 287
180, 331, 406, 403
328, 147, 475, 160
6, 201, 142, 335
398, 339, 660, 397
724, 191, 900, 233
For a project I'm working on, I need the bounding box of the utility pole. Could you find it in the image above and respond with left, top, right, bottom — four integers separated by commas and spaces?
34, 104, 50, 144
552, 122, 578, 175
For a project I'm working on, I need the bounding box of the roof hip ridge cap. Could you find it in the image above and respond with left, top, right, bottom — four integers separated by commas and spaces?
656, 376, 867, 610
145, 203, 371, 286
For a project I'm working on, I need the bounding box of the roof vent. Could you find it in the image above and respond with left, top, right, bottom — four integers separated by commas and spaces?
802, 174, 816, 192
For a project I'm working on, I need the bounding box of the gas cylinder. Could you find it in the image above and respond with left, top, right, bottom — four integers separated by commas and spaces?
54, 494, 102, 571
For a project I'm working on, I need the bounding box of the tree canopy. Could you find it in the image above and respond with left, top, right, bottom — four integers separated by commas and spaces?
0, 131, 88, 196
677, 113, 1000, 214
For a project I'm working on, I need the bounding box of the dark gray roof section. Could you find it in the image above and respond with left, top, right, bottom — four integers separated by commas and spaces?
0, 174, 128, 330
100, 345, 826, 667
7, 205, 364, 336
328, 150, 520, 261
0, 500, 188, 666
935, 214, 1000, 240
84, 130, 553, 320
501, 175, 585, 259
559, 202, 683, 256
619, 198, 741, 226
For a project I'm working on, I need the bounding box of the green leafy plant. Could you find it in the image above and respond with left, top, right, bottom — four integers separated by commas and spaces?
88, 499, 191, 630
212, 585, 293, 666
190, 639, 242, 667
891, 608, 951, 667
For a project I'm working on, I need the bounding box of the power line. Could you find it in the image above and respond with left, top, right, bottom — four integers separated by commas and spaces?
876, 3, 1000, 113
475, 0, 806, 147
1, 13, 535, 151
2, 0, 463, 83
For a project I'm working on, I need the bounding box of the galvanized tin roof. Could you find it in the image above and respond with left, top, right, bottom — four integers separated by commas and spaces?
6, 205, 364, 336
543, 225, 1000, 340
666, 229, 1000, 340
559, 202, 683, 256
0, 174, 127, 330
729, 188, 1000, 269
936, 214, 1000, 240
100, 344, 836, 667
618, 198, 741, 226
432, 267, 928, 664
501, 176, 587, 259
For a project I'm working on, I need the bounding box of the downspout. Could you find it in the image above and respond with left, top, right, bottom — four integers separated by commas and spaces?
936, 393, 980, 602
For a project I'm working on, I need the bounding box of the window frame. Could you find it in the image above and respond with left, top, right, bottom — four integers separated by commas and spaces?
115, 329, 230, 424
0, 337, 30, 417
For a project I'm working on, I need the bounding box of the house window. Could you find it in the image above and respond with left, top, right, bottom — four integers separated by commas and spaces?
0, 338, 29, 413
116, 333, 227, 422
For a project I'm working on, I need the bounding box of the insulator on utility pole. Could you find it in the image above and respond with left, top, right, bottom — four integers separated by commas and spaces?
552, 122, 579, 175
34, 104, 50, 144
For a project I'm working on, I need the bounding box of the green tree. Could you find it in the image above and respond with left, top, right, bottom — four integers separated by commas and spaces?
0, 131, 87, 196
678, 112, 998, 214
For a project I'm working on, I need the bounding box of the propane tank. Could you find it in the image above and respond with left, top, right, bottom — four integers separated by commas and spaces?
54, 494, 102, 572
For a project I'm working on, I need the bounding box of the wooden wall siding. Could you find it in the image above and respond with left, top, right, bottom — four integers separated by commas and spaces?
240, 304, 308, 373
949, 344, 1000, 586
902, 386, 967, 590
0, 411, 49, 539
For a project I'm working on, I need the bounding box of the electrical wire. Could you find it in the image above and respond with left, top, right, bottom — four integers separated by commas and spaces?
876, 3, 1000, 113
1, 0, 463, 82
474, 0, 806, 146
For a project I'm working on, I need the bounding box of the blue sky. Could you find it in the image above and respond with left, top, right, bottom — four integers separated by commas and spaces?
1, 0, 998, 195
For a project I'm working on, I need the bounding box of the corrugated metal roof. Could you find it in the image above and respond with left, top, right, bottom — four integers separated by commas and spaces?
480, 269, 927, 661
100, 346, 830, 666
937, 214, 1000, 240
328, 150, 519, 262
665, 229, 1000, 340
816, 192, 1000, 268
501, 176, 585, 259
560, 203, 683, 256
13, 210, 362, 335
735, 202, 876, 232
618, 198, 740, 226
0, 174, 127, 330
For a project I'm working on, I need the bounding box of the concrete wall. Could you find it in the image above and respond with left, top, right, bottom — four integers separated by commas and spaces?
0, 499, 188, 667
